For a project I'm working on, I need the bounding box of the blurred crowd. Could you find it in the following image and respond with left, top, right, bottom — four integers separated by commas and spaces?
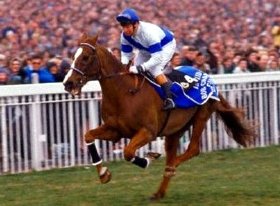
1, 0, 280, 85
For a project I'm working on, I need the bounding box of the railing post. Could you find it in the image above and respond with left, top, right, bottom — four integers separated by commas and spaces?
1, 100, 8, 173
258, 83, 264, 147
272, 86, 279, 145
30, 95, 42, 170
67, 99, 75, 166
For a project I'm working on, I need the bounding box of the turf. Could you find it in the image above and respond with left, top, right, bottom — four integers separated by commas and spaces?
0, 146, 279, 206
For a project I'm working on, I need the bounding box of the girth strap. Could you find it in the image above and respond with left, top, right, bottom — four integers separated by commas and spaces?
158, 110, 171, 136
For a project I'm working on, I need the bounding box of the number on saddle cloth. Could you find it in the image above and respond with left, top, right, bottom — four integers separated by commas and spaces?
166, 70, 198, 90
140, 69, 198, 94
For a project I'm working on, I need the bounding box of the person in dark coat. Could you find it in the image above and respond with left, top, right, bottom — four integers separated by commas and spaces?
23, 54, 55, 83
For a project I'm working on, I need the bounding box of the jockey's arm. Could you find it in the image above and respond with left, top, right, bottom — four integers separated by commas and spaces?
141, 33, 165, 71
141, 51, 163, 71
120, 36, 134, 64
121, 50, 134, 64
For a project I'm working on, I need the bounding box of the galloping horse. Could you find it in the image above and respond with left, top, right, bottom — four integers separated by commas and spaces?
63, 34, 256, 200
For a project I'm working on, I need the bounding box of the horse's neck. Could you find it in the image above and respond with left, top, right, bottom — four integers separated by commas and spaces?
98, 47, 129, 96
99, 75, 132, 98
97, 47, 149, 105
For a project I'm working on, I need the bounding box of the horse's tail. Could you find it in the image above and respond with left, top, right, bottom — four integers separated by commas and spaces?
215, 93, 256, 147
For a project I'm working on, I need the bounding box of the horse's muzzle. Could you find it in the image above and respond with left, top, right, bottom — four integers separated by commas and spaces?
64, 81, 73, 92
64, 81, 81, 96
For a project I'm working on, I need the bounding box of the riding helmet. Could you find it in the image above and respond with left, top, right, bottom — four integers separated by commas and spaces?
116, 8, 140, 25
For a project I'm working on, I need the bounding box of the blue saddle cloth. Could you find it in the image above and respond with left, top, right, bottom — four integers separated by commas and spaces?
148, 66, 220, 109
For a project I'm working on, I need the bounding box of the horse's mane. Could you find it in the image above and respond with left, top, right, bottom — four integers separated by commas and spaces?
96, 44, 126, 74
79, 34, 145, 91
79, 33, 126, 74
95, 43, 145, 93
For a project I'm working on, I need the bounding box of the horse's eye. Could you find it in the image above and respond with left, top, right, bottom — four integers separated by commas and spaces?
83, 56, 89, 61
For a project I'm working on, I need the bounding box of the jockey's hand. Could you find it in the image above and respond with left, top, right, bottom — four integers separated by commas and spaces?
129, 66, 139, 74
129, 65, 145, 74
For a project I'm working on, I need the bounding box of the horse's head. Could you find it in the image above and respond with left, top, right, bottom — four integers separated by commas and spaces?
63, 34, 101, 95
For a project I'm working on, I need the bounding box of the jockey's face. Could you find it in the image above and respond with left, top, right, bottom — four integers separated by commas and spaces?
121, 23, 138, 36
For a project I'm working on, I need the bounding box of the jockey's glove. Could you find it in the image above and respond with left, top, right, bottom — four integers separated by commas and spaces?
129, 65, 145, 74
129, 66, 138, 74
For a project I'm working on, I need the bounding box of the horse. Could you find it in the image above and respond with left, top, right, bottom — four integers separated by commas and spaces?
63, 34, 256, 200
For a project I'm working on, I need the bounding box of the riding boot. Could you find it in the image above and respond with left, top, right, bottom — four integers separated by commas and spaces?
162, 80, 175, 110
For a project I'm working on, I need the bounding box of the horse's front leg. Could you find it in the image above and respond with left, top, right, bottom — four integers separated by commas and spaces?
85, 124, 121, 184
123, 127, 155, 169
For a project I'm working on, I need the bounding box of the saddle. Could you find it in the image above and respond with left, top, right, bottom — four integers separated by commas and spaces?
146, 66, 220, 109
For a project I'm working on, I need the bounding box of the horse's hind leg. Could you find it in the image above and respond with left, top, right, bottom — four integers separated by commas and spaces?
174, 104, 214, 167
85, 124, 121, 184
151, 133, 181, 200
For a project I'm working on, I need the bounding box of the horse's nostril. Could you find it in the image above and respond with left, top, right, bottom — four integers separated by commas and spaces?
64, 81, 73, 90
67, 81, 72, 86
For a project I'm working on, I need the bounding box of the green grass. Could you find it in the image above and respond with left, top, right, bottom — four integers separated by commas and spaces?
0, 146, 279, 206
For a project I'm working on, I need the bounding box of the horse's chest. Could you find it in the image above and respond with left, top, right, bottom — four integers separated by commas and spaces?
102, 113, 129, 130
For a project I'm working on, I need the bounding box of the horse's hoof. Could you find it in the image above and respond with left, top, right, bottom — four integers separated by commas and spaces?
99, 167, 111, 184
146, 152, 161, 160
150, 193, 164, 201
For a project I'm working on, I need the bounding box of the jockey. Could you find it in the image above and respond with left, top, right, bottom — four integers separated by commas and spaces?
116, 8, 178, 110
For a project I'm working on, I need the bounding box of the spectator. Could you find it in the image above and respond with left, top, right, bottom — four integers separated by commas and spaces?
267, 59, 280, 71
23, 54, 55, 83
0, 67, 10, 85
59, 58, 71, 76
206, 42, 221, 74
232, 53, 244, 67
170, 52, 181, 68
46, 60, 65, 82
7, 58, 25, 84
0, 54, 7, 70
247, 50, 261, 72
0, 0, 279, 80
180, 46, 198, 66
271, 21, 280, 50
222, 57, 235, 74
165, 52, 181, 74
258, 53, 269, 72
233, 58, 250, 73
193, 52, 211, 74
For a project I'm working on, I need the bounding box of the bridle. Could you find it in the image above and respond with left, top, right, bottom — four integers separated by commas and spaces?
69, 42, 99, 83
71, 42, 127, 80
70, 42, 146, 94
71, 42, 96, 76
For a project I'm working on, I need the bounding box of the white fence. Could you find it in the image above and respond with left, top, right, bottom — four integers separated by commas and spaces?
1, 72, 280, 175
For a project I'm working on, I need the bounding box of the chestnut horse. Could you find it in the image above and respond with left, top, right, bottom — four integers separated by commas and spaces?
63, 34, 255, 200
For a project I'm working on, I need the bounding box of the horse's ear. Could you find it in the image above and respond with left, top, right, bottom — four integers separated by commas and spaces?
92, 35, 98, 44
80, 33, 88, 41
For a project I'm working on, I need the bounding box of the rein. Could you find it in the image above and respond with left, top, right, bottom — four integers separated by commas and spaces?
101, 59, 133, 79
72, 43, 145, 94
